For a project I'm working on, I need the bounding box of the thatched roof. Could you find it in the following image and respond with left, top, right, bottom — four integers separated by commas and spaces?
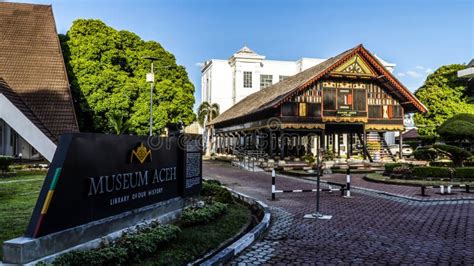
210, 44, 426, 127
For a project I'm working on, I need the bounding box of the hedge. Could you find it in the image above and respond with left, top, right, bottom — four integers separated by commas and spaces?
455, 167, 474, 180
180, 202, 228, 227
413, 148, 438, 161
412, 167, 452, 179
0, 156, 12, 173
201, 181, 234, 204
384, 163, 403, 174
53, 224, 180, 265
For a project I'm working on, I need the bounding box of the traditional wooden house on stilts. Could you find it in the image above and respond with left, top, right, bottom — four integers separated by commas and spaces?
208, 44, 427, 163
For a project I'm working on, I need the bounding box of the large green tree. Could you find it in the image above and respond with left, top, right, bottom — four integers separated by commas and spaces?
414, 64, 474, 136
60, 19, 196, 135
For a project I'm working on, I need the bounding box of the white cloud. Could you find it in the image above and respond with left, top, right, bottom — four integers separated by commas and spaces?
397, 73, 406, 77
406, 71, 422, 78
425, 68, 433, 73
415, 66, 424, 70
195, 62, 204, 68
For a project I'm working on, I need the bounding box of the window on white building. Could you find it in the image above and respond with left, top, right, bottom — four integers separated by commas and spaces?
279, 75, 289, 82
243, 72, 252, 88
260, 74, 273, 89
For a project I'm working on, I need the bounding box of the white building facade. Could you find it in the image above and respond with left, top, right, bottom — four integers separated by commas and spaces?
201, 46, 395, 113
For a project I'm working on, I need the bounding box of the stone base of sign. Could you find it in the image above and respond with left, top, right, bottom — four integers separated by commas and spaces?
3, 197, 185, 265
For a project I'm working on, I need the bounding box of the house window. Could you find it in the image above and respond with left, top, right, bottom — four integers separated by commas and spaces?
279, 75, 289, 82
243, 72, 252, 88
260, 74, 273, 89
299, 103, 307, 117
282, 102, 298, 116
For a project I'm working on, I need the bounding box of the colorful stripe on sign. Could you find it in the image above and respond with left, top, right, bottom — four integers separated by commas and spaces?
34, 167, 62, 237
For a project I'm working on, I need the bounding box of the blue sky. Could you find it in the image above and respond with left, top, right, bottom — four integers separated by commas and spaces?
10, 0, 474, 110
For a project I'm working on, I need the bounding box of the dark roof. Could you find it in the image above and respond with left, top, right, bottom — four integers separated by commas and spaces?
0, 78, 55, 141
211, 44, 427, 126
396, 128, 419, 140
0, 2, 79, 143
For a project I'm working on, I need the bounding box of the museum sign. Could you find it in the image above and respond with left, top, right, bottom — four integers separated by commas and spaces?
25, 133, 202, 238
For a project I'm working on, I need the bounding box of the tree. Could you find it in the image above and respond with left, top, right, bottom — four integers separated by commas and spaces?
437, 113, 474, 145
414, 64, 474, 136
60, 19, 196, 135
197, 102, 220, 127
197, 102, 220, 155
109, 112, 132, 135
433, 144, 471, 167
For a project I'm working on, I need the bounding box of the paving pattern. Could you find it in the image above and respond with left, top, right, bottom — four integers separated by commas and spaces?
203, 161, 474, 265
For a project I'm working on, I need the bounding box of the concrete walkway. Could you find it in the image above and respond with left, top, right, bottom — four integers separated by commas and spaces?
204, 161, 474, 265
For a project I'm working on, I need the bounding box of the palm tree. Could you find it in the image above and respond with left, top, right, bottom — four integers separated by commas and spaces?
109, 113, 132, 135
197, 102, 220, 127
197, 102, 220, 155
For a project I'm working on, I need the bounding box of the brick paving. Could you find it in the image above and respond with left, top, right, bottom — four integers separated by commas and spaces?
203, 161, 474, 265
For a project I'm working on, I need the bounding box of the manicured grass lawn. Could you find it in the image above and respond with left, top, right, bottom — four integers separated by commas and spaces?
365, 173, 474, 186
141, 203, 251, 265
0, 174, 45, 258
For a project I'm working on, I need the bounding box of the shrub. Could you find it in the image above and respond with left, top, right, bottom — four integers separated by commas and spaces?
413, 147, 438, 161
391, 165, 413, 179
412, 167, 452, 179
0, 156, 12, 174
53, 246, 128, 266
384, 163, 403, 175
322, 150, 335, 161
404, 140, 419, 150
180, 202, 228, 227
301, 154, 315, 165
54, 224, 180, 265
433, 144, 471, 167
201, 181, 234, 203
118, 224, 181, 261
455, 167, 474, 180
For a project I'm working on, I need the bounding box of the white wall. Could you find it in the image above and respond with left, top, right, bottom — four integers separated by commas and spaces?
0, 94, 56, 161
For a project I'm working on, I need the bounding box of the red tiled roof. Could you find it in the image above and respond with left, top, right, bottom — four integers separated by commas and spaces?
0, 2, 79, 143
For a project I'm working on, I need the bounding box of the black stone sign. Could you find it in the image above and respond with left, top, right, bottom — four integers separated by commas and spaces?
26, 133, 202, 238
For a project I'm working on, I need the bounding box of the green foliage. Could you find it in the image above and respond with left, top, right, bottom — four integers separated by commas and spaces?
180, 202, 228, 227
413, 167, 452, 179
60, 19, 196, 134
108, 112, 132, 134
54, 224, 180, 265
384, 163, 403, 174
200, 180, 233, 203
391, 165, 413, 179
413, 147, 438, 161
0, 156, 12, 174
437, 113, 474, 144
455, 167, 474, 180
404, 140, 419, 150
323, 150, 335, 161
197, 102, 220, 127
53, 246, 128, 266
414, 64, 474, 136
433, 144, 471, 167
301, 154, 315, 165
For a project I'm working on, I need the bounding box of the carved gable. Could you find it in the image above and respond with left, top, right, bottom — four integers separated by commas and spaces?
332, 54, 375, 76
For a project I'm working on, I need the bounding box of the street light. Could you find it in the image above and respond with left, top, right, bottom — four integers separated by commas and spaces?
142, 56, 159, 136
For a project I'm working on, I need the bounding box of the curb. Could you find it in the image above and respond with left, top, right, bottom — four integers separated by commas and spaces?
198, 189, 271, 266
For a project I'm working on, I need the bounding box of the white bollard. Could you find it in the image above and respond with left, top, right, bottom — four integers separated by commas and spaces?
345, 168, 351, 197
447, 185, 452, 194
440, 185, 445, 195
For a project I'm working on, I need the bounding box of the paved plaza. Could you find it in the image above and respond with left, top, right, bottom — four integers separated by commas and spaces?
203, 161, 474, 265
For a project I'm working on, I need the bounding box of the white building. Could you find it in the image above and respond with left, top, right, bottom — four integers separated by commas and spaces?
201, 46, 395, 113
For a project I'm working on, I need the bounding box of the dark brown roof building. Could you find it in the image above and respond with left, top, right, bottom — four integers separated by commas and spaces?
0, 2, 79, 161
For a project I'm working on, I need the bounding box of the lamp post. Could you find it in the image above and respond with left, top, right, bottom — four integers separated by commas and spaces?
143, 56, 159, 136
